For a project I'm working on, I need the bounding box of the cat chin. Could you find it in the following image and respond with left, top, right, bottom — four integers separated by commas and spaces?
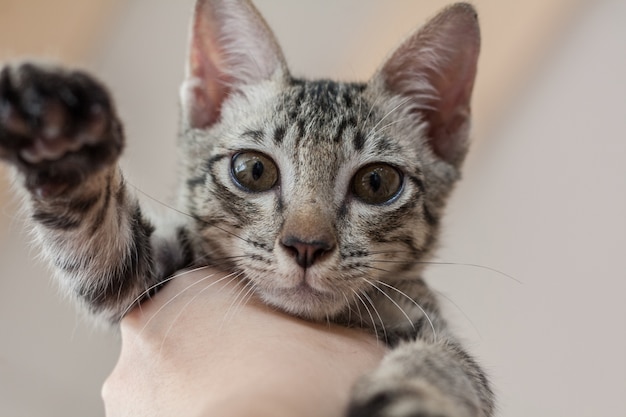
258, 283, 344, 321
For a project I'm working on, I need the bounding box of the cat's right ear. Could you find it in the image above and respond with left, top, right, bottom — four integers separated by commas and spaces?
181, 0, 288, 129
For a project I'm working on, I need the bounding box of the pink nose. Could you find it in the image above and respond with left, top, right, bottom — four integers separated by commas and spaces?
280, 236, 335, 269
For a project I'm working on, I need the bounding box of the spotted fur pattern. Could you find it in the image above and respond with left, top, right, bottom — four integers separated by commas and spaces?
0, 1, 494, 416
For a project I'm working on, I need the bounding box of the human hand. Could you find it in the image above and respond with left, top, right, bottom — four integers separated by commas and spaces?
102, 267, 386, 417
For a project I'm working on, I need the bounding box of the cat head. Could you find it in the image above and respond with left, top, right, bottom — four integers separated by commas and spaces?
178, 0, 480, 320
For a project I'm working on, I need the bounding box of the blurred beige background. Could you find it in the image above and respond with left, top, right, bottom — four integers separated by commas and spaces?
1, 0, 624, 416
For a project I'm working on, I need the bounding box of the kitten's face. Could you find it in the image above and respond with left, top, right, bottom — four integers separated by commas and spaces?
183, 78, 448, 320
178, 0, 478, 321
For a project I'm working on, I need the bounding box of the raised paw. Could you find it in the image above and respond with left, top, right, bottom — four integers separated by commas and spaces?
0, 62, 123, 197
347, 376, 467, 417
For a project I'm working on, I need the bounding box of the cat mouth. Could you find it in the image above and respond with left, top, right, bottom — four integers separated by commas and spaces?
280, 281, 328, 298
260, 282, 343, 320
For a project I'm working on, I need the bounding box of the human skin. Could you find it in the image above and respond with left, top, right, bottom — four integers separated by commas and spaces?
102, 268, 387, 417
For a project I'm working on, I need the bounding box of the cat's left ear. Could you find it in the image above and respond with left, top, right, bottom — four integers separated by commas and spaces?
181, 0, 288, 129
371, 3, 480, 167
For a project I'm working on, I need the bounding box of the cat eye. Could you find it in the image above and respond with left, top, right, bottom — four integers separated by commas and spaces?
231, 151, 279, 192
352, 163, 403, 205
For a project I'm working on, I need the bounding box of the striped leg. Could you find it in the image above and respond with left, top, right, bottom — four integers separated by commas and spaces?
0, 63, 189, 322
347, 330, 494, 417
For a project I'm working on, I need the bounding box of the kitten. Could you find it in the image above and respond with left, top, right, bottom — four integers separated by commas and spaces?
0, 0, 493, 416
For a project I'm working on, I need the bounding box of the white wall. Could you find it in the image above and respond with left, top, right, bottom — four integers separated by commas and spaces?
439, 0, 626, 414
1, 0, 624, 416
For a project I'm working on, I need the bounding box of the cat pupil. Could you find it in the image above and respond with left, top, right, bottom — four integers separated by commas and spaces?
369, 172, 381, 192
252, 161, 264, 181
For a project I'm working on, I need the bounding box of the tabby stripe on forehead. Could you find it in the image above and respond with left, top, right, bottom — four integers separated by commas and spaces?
375, 138, 394, 153
273, 125, 286, 144
353, 130, 366, 150
334, 116, 357, 143
333, 119, 348, 143
310, 81, 338, 113
291, 85, 306, 115
342, 90, 353, 108
294, 119, 306, 148
243, 129, 265, 144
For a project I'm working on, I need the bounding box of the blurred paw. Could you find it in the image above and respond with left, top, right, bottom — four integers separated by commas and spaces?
0, 62, 123, 197
347, 375, 462, 417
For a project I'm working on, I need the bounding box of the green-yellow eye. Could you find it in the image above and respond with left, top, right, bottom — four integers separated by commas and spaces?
352, 163, 403, 204
231, 151, 279, 192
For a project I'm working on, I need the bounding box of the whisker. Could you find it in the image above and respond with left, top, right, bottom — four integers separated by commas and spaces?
157, 271, 243, 355
341, 290, 353, 324
361, 276, 416, 332
219, 279, 260, 334
350, 291, 364, 327
221, 274, 255, 324
361, 289, 388, 344
369, 116, 412, 138
352, 289, 380, 344
194, 252, 256, 265
130, 270, 234, 347
121, 265, 215, 318
432, 288, 482, 340
120, 252, 252, 319
362, 92, 382, 128
365, 96, 412, 141
215, 275, 256, 334
366, 253, 521, 284
373, 279, 438, 343
359, 263, 479, 340
239, 280, 259, 310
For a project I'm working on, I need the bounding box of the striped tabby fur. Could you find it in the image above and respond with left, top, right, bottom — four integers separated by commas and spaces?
0, 1, 494, 416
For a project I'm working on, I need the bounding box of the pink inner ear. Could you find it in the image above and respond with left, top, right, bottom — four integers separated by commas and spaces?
182, 0, 288, 130
184, 1, 231, 129
378, 3, 480, 166
425, 34, 479, 163
185, 27, 231, 129
186, 80, 221, 130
